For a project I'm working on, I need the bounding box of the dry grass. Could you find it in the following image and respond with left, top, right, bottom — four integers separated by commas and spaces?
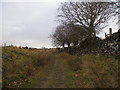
2, 47, 119, 88
59, 53, 119, 88
2, 46, 55, 88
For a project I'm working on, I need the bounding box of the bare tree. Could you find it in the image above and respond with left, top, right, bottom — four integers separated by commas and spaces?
58, 1, 116, 37
52, 24, 72, 48
111, 0, 120, 24
51, 25, 66, 47
51, 23, 87, 48
63, 23, 88, 46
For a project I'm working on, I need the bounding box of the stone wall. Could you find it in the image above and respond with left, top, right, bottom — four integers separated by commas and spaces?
101, 29, 120, 59
65, 29, 120, 59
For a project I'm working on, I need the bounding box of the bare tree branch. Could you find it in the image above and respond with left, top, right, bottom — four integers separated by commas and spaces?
58, 1, 116, 37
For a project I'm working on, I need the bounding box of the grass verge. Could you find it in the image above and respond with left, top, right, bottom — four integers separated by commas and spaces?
59, 52, 119, 88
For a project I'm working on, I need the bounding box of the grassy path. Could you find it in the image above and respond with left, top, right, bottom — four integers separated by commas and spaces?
24, 53, 76, 88
3, 46, 119, 88
36, 54, 66, 88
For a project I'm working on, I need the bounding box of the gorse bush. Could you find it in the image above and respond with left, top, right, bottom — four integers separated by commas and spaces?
2, 46, 54, 88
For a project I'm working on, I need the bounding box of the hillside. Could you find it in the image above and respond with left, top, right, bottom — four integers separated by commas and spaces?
2, 46, 55, 88
2, 46, 119, 88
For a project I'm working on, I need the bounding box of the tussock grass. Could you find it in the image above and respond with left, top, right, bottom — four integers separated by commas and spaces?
59, 53, 119, 88
2, 46, 55, 88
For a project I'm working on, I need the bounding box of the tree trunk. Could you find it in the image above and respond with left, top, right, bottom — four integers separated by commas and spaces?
62, 43, 65, 48
67, 43, 70, 48
94, 31, 96, 37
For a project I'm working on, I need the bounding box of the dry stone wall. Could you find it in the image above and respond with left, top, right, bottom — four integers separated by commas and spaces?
65, 29, 120, 59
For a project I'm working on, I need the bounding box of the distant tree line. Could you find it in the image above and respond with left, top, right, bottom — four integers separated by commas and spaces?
51, 1, 118, 48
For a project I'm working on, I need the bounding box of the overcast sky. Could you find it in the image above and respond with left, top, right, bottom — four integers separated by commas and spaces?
1, 0, 118, 48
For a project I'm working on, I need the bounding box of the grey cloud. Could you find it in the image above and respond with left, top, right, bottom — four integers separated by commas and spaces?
2, 2, 59, 48
2, 1, 118, 48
